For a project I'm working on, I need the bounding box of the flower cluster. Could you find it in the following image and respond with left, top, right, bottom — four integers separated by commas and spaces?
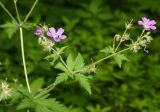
131, 17, 156, 53
0, 80, 12, 101
34, 25, 67, 51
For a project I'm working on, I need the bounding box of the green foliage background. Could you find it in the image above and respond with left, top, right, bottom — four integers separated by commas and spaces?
0, 0, 160, 111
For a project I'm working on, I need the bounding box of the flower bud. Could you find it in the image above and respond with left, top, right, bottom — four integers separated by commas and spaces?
34, 27, 44, 37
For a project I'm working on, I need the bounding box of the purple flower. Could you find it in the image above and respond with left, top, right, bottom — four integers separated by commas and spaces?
47, 27, 67, 42
138, 17, 156, 31
34, 27, 44, 37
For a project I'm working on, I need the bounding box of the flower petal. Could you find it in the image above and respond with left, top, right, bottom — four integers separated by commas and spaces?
57, 28, 64, 35
150, 26, 156, 30
149, 20, 156, 25
142, 17, 148, 22
54, 37, 61, 42
138, 21, 144, 25
60, 35, 67, 39
49, 27, 56, 34
47, 32, 52, 37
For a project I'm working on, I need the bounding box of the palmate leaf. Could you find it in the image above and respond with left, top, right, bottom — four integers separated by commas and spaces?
114, 54, 129, 68
54, 73, 69, 86
66, 54, 75, 70
35, 98, 68, 112
17, 98, 34, 110
0, 20, 18, 38
74, 53, 85, 70
66, 53, 85, 71
55, 62, 68, 72
45, 53, 60, 65
45, 46, 68, 65
100, 46, 114, 55
75, 74, 92, 94
22, 22, 37, 30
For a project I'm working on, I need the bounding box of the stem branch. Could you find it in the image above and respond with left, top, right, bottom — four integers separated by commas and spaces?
91, 47, 130, 66
23, 0, 39, 23
0, 1, 17, 22
13, 0, 21, 22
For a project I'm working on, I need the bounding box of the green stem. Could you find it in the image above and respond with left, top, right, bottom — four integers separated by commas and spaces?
13, 0, 21, 22
23, 0, 39, 23
35, 83, 55, 99
114, 28, 128, 52
90, 47, 130, 66
0, 1, 17, 22
139, 29, 145, 38
52, 48, 73, 74
19, 27, 31, 92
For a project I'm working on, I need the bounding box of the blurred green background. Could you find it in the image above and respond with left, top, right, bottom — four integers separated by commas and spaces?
0, 0, 160, 112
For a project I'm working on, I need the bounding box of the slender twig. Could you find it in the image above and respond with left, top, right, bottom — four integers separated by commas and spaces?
112, 35, 116, 50
0, 1, 17, 22
89, 47, 130, 66
114, 19, 133, 52
114, 28, 128, 52
13, 0, 21, 22
51, 48, 74, 74
139, 29, 145, 38
23, 0, 39, 23
19, 27, 31, 92
34, 84, 55, 99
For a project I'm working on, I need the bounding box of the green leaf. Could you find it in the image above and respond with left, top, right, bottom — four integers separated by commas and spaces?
35, 98, 68, 112
36, 105, 51, 112
56, 46, 68, 55
54, 73, 68, 85
22, 22, 37, 30
0, 20, 18, 38
45, 54, 60, 65
74, 53, 85, 70
55, 62, 68, 72
75, 74, 92, 94
100, 46, 114, 55
114, 54, 128, 68
66, 54, 75, 70
17, 98, 34, 110
30, 77, 45, 91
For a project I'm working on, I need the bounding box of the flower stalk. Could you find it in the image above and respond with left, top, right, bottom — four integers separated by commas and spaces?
19, 27, 31, 92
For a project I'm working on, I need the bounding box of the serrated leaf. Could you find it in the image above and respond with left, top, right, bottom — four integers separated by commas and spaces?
75, 74, 92, 94
45, 54, 59, 65
55, 62, 68, 72
30, 77, 45, 91
35, 98, 68, 112
17, 98, 34, 110
100, 46, 114, 55
74, 53, 85, 70
22, 22, 37, 30
114, 54, 128, 68
57, 46, 68, 54
66, 54, 75, 70
0, 20, 18, 38
36, 105, 51, 112
54, 73, 68, 85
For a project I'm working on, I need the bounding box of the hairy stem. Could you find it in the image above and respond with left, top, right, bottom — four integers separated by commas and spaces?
19, 27, 31, 92
23, 0, 39, 23
34, 83, 55, 99
0, 1, 17, 22
90, 47, 130, 66
114, 28, 128, 52
52, 48, 73, 74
